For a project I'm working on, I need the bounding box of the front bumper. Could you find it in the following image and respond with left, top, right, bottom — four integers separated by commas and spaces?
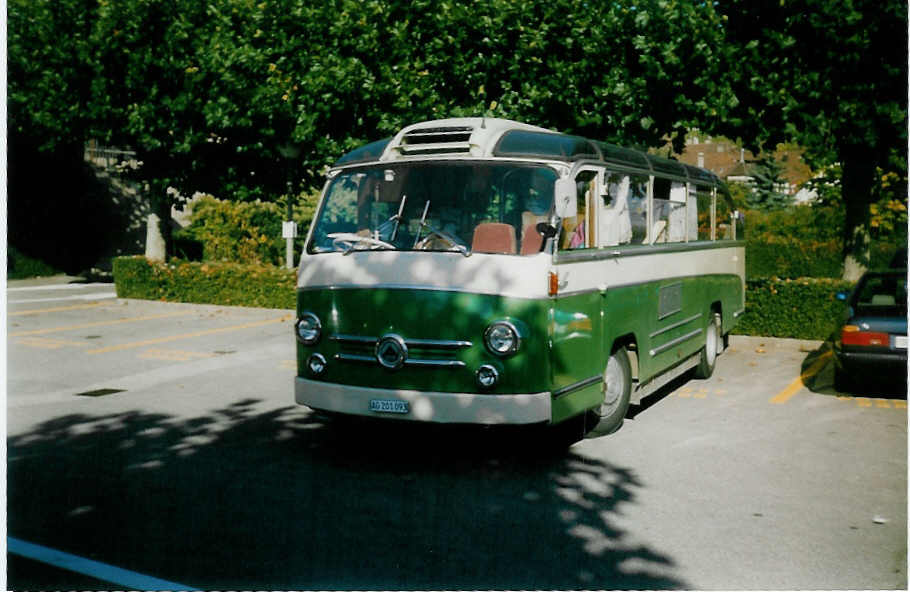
295, 377, 551, 425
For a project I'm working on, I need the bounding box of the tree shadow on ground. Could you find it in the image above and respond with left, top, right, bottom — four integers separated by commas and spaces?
800, 340, 907, 399
8, 401, 687, 590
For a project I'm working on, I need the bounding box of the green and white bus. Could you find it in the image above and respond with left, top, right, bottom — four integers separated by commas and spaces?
294, 118, 744, 436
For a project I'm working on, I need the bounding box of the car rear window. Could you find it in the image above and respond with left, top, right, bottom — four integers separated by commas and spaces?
854, 274, 907, 315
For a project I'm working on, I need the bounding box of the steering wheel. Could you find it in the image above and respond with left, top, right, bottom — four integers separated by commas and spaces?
415, 225, 468, 254
327, 232, 396, 252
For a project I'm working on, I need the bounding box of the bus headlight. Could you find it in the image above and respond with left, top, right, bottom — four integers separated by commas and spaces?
476, 364, 500, 389
295, 312, 322, 345
307, 353, 327, 377
484, 321, 520, 357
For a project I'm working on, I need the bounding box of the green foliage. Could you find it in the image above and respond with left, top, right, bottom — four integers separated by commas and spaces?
745, 157, 792, 211
178, 192, 318, 265
7, 246, 62, 279
112, 256, 295, 309
743, 203, 906, 278
735, 277, 852, 340
10, 0, 736, 202
716, 0, 907, 270
747, 205, 844, 243
747, 239, 843, 279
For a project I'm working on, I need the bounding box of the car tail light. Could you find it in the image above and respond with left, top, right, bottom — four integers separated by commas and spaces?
841, 325, 889, 346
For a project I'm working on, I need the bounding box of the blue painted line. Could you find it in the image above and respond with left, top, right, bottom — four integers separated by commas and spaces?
8, 536, 195, 590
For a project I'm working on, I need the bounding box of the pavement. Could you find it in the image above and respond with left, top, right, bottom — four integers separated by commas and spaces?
4, 274, 907, 590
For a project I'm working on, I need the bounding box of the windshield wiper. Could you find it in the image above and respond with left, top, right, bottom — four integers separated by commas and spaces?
390, 194, 407, 242
413, 200, 470, 257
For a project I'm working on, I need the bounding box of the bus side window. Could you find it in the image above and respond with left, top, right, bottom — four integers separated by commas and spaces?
560, 170, 596, 250
628, 176, 648, 244
598, 172, 632, 246
715, 191, 735, 240
652, 178, 686, 244
695, 184, 713, 241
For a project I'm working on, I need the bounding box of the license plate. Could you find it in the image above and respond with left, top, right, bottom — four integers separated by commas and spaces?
369, 399, 409, 414
895, 336, 908, 349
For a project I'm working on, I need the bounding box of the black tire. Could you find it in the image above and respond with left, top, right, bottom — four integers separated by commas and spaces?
694, 312, 721, 379
587, 346, 632, 437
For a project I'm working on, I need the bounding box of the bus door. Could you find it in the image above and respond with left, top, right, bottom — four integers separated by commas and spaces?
550, 167, 605, 421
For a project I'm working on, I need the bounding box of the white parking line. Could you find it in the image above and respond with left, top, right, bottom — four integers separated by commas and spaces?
8, 536, 195, 590
7, 283, 114, 292
8, 292, 117, 304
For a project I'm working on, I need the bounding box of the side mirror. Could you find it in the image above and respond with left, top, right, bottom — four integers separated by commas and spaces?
554, 177, 577, 218
535, 222, 558, 240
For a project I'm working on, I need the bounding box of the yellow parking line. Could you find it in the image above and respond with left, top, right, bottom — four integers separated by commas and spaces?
9, 311, 196, 337
8, 302, 105, 316
16, 337, 91, 349
770, 350, 833, 404
87, 315, 291, 354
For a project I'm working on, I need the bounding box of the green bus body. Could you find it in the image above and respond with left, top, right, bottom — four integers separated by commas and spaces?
294, 118, 744, 432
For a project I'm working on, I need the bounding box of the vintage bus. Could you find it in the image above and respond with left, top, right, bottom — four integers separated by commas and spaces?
294, 118, 744, 437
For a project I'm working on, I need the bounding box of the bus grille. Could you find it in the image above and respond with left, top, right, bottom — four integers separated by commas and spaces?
329, 334, 471, 369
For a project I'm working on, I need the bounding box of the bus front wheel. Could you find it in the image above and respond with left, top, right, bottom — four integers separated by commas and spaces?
587, 346, 632, 436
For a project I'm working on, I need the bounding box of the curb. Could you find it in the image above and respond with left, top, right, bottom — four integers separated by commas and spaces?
730, 334, 824, 352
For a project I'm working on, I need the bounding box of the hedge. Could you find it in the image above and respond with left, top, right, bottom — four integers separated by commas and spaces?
113, 256, 295, 309
114, 257, 856, 340
746, 238, 901, 279
735, 277, 852, 340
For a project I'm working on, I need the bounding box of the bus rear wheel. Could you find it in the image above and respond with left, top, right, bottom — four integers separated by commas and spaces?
587, 346, 632, 436
694, 312, 721, 379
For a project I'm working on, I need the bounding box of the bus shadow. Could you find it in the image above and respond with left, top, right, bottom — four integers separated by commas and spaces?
625, 373, 691, 421
800, 340, 907, 399
8, 400, 688, 590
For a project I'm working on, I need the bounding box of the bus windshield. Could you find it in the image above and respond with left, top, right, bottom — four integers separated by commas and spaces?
307, 162, 557, 256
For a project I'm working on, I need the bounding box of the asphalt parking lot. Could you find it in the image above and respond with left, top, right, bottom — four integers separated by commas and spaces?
5, 277, 907, 590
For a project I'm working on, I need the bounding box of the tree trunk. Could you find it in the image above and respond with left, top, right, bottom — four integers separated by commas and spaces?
144, 185, 173, 261
840, 148, 876, 281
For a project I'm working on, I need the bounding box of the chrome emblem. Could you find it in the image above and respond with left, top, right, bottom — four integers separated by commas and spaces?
375, 334, 408, 370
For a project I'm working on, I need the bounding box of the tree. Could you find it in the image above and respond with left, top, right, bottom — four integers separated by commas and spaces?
746, 156, 792, 211
716, 0, 908, 279
8, 0, 744, 261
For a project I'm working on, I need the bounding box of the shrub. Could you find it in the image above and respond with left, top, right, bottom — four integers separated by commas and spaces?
743, 204, 906, 278
178, 193, 318, 266
746, 238, 843, 278
735, 277, 852, 340
7, 246, 61, 279
113, 256, 295, 309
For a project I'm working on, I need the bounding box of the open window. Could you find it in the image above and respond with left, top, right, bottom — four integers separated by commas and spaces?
559, 169, 598, 250
652, 178, 687, 244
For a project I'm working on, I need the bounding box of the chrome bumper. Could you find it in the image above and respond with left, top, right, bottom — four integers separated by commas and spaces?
295, 377, 551, 425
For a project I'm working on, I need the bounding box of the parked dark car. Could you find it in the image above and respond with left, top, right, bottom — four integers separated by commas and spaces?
833, 269, 907, 393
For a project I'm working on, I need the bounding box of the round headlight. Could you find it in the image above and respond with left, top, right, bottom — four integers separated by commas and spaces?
295, 312, 322, 345
484, 321, 520, 356
307, 353, 327, 377
476, 364, 500, 389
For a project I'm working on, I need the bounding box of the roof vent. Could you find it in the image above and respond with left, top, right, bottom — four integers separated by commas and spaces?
397, 125, 474, 155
